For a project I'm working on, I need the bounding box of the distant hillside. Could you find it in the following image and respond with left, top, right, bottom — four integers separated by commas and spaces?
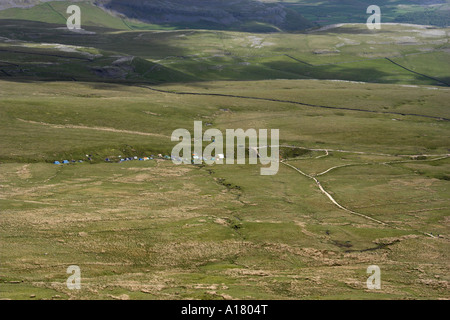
94, 0, 314, 31
0, 0, 315, 31
0, 1, 136, 30
282, 0, 450, 27
1, 0, 448, 30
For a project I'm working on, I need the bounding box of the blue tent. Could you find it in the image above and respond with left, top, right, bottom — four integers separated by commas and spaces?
54, 161, 60, 165
63, 160, 69, 164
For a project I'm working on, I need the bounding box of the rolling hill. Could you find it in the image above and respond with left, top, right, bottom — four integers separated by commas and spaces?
0, 0, 449, 301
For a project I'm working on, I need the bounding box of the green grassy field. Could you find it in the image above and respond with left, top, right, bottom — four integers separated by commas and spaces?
0, 78, 449, 299
0, 3, 449, 300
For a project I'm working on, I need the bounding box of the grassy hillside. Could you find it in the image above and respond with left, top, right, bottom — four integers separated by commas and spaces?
0, 39, 194, 83
1, 0, 448, 30
0, 79, 449, 299
0, 2, 448, 301
0, 0, 314, 32
1, 79, 449, 162
0, 1, 139, 29
0, 21, 449, 85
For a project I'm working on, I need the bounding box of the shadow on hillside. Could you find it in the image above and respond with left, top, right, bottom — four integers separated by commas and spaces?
0, 20, 447, 87
0, 19, 189, 60
260, 58, 445, 86
102, 0, 312, 32
0, 19, 199, 83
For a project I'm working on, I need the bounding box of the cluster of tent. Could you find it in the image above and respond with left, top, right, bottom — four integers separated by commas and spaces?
108, 153, 226, 164
54, 153, 226, 165
54, 154, 94, 165
105, 154, 173, 163
106, 155, 156, 162
54, 160, 83, 165
192, 153, 225, 162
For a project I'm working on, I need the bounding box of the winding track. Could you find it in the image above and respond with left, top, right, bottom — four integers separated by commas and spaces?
281, 160, 389, 226
253, 145, 389, 226
260, 145, 448, 238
